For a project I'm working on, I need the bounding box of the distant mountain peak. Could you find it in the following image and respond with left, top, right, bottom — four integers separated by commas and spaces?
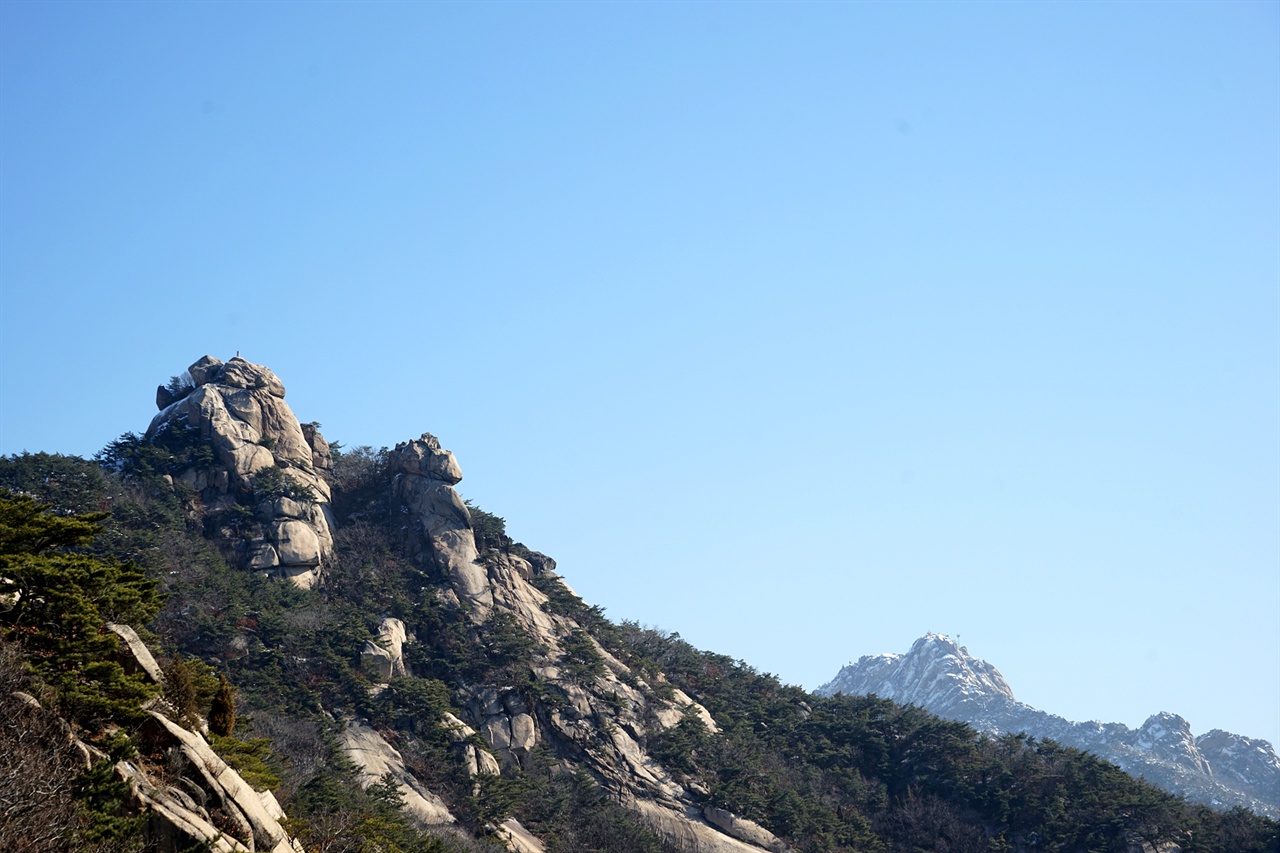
818, 634, 1280, 819
822, 632, 1015, 712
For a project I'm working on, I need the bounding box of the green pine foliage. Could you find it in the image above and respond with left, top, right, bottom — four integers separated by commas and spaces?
72, 733, 147, 850
207, 733, 283, 791
209, 673, 237, 736
3, 444, 1277, 853
97, 421, 214, 480
0, 492, 163, 727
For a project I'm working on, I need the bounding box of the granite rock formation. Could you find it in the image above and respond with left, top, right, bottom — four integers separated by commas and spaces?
141, 357, 797, 851
149, 355, 335, 589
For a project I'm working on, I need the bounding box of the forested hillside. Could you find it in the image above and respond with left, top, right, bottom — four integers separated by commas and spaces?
1, 356, 1276, 853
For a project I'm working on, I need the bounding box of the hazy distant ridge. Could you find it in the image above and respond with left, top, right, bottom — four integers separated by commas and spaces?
817, 633, 1280, 819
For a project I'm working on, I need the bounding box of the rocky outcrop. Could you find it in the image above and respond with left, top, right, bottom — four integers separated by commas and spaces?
441, 712, 503, 779
629, 799, 791, 853
107, 622, 166, 685
361, 617, 409, 683
149, 356, 334, 588
340, 719, 458, 826
1197, 729, 1280, 806
454, 584, 777, 851
129, 711, 304, 853
136, 361, 818, 851
390, 434, 493, 617
703, 806, 791, 852
496, 818, 546, 853
818, 633, 1280, 819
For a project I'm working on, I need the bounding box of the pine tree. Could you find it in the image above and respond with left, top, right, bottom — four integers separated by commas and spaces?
0, 491, 162, 726
209, 673, 236, 737
164, 656, 198, 728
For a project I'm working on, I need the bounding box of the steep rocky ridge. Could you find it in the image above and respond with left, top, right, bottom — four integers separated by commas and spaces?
381, 433, 788, 851
139, 356, 794, 852
9, 355, 1275, 852
818, 633, 1280, 819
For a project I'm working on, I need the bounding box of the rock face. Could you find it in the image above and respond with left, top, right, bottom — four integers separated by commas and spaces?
131, 712, 304, 853
148, 356, 334, 588
340, 720, 458, 827
389, 434, 493, 617
817, 633, 1280, 819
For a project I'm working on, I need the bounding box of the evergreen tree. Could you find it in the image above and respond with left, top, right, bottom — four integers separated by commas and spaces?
0, 491, 162, 726
164, 655, 198, 728
209, 673, 237, 736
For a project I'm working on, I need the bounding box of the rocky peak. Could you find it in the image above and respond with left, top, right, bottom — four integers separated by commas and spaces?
819, 632, 1014, 713
1197, 729, 1280, 802
148, 355, 335, 589
1136, 712, 1211, 776
818, 634, 1280, 819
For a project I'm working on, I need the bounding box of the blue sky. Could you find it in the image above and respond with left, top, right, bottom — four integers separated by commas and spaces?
2, 1, 1277, 747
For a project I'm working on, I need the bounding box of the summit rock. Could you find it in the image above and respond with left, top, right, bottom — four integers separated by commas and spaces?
148, 355, 335, 588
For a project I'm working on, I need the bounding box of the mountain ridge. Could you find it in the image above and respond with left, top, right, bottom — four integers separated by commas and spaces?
2, 354, 1277, 852
818, 632, 1280, 820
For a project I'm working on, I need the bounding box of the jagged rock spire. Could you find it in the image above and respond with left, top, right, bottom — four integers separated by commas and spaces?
148, 355, 335, 588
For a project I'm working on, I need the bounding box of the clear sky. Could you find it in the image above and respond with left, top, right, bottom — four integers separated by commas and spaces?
2, 1, 1277, 748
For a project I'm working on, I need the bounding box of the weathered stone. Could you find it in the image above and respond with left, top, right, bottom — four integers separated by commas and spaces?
360, 617, 409, 683
397, 477, 471, 536
187, 355, 224, 386
476, 747, 502, 776
483, 716, 512, 751
146, 356, 335, 587
107, 623, 165, 684
462, 744, 480, 777
361, 640, 397, 683
441, 712, 477, 742
388, 434, 494, 616
248, 544, 280, 569
394, 433, 463, 483
222, 388, 263, 433
703, 806, 791, 852
503, 693, 529, 716
272, 497, 307, 519
630, 800, 780, 853
341, 720, 457, 826
218, 357, 286, 397
510, 713, 536, 757
145, 711, 303, 852
300, 422, 333, 472
273, 565, 321, 590
177, 468, 210, 491
497, 818, 546, 853
273, 520, 322, 566
231, 444, 276, 479
157, 384, 178, 410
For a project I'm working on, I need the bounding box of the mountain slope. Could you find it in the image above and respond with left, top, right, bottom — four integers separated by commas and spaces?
818, 633, 1280, 820
3, 354, 1278, 853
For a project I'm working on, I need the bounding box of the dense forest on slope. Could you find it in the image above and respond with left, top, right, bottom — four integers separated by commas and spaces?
1, 440, 1277, 853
